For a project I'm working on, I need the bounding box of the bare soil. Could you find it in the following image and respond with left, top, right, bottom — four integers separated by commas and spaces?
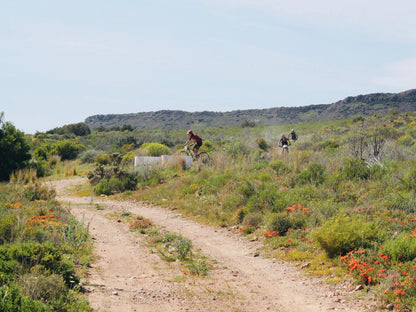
51, 177, 380, 312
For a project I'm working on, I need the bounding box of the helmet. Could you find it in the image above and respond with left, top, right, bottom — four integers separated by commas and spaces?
187, 130, 193, 135
291, 129, 294, 132
281, 134, 286, 137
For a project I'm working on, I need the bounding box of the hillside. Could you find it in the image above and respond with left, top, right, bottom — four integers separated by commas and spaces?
85, 89, 416, 130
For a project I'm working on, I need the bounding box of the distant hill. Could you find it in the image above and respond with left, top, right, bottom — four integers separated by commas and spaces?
85, 89, 416, 130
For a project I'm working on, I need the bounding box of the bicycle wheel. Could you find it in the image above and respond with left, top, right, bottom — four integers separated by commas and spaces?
196, 152, 213, 166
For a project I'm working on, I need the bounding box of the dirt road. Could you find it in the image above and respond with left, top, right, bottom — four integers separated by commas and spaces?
52, 177, 378, 312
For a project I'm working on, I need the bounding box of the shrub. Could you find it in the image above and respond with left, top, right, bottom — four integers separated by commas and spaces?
94, 179, 111, 195
398, 134, 414, 147
386, 192, 416, 214
120, 173, 138, 191
384, 232, 416, 262
297, 162, 326, 186
108, 177, 124, 193
79, 149, 103, 164
24, 182, 56, 201
257, 138, 269, 150
402, 166, 416, 192
141, 143, 171, 157
267, 213, 292, 236
243, 212, 263, 227
173, 235, 192, 260
313, 214, 380, 257
269, 159, 290, 175
52, 141, 85, 161
0, 286, 47, 312
340, 158, 370, 180
94, 154, 111, 165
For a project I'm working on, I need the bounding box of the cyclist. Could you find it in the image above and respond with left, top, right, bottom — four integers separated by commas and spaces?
184, 130, 203, 155
289, 129, 298, 142
279, 134, 290, 154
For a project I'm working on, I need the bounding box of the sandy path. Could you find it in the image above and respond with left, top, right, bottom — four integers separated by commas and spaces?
51, 177, 378, 312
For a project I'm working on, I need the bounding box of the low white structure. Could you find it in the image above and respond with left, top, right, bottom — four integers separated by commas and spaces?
134, 155, 192, 168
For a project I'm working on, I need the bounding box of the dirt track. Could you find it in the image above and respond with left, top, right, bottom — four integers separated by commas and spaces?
52, 177, 378, 312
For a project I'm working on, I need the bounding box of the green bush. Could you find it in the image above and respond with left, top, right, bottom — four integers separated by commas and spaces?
79, 149, 103, 164
94, 154, 111, 165
398, 134, 414, 147
267, 213, 292, 236
313, 214, 380, 257
297, 162, 326, 186
24, 182, 56, 201
384, 232, 416, 262
269, 159, 290, 175
0, 114, 31, 181
243, 212, 263, 227
402, 166, 416, 192
108, 177, 124, 193
0, 215, 16, 244
141, 142, 171, 156
257, 138, 269, 150
173, 235, 193, 260
340, 158, 370, 180
52, 141, 85, 161
386, 192, 416, 213
0, 286, 48, 312
94, 179, 111, 195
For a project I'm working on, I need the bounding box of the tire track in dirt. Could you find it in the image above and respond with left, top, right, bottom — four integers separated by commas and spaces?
51, 177, 378, 312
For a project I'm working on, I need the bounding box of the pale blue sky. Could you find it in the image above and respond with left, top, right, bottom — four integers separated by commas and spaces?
2, 0, 416, 133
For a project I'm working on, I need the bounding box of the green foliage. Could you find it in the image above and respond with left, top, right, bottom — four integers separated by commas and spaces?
24, 182, 56, 201
52, 141, 85, 161
313, 214, 380, 257
79, 149, 103, 164
187, 260, 209, 276
297, 162, 326, 186
257, 138, 269, 150
242, 212, 263, 227
269, 159, 290, 175
94, 179, 111, 195
46, 122, 91, 137
94, 153, 111, 165
141, 142, 171, 156
384, 233, 416, 262
340, 158, 370, 180
402, 165, 416, 192
0, 286, 48, 312
173, 235, 193, 260
398, 134, 414, 147
386, 192, 416, 214
0, 113, 31, 181
0, 182, 92, 311
267, 213, 292, 236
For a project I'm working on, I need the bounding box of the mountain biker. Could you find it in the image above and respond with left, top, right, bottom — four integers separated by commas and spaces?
289, 129, 298, 142
279, 134, 290, 153
184, 130, 203, 155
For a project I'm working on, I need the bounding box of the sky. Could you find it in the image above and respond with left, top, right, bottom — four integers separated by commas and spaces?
1, 0, 416, 134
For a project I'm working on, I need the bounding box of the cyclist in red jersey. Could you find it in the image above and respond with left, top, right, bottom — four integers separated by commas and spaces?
184, 130, 203, 155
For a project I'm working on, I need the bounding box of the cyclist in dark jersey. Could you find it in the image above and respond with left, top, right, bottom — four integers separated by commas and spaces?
184, 130, 203, 155
279, 134, 290, 153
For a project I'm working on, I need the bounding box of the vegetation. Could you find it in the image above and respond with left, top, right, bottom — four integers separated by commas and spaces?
2, 104, 416, 310
0, 181, 92, 311
0, 113, 31, 181
107, 111, 415, 311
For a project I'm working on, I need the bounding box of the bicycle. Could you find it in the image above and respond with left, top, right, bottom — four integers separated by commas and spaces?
180, 145, 213, 166
279, 142, 290, 155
